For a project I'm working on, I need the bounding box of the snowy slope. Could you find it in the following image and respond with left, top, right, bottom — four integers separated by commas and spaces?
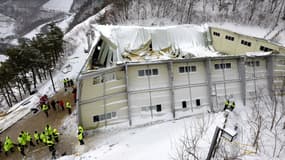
42, 0, 74, 13
58, 112, 225, 160
0, 13, 15, 37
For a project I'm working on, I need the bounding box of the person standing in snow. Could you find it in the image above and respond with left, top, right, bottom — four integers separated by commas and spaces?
41, 104, 49, 117
17, 144, 25, 157
72, 87, 77, 103
78, 131, 84, 145
224, 99, 230, 111
65, 101, 72, 114
58, 100, 65, 111
34, 131, 40, 145
50, 99, 57, 111
230, 101, 235, 111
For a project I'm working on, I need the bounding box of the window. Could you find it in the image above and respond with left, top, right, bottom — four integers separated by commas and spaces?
182, 101, 187, 108
196, 99, 201, 106
93, 115, 99, 122
93, 112, 117, 123
152, 69, 158, 75
145, 69, 151, 76
138, 69, 159, 77
138, 70, 145, 76
213, 32, 220, 37
179, 66, 197, 73
179, 67, 185, 73
241, 40, 251, 47
246, 61, 260, 67
93, 76, 101, 85
225, 35, 234, 41
214, 63, 231, 70
156, 104, 162, 112
112, 112, 116, 117
260, 46, 273, 52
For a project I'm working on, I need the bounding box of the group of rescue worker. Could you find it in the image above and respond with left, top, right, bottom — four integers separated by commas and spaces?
63, 78, 74, 92
0, 124, 60, 159
40, 98, 73, 117
223, 99, 236, 111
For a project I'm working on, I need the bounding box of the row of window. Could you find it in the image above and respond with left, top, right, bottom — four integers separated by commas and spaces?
246, 61, 260, 67
241, 40, 251, 47
141, 104, 162, 112
260, 46, 273, 52
178, 66, 197, 73
140, 99, 201, 113
225, 35, 234, 41
93, 112, 117, 122
138, 69, 159, 77
182, 99, 200, 108
214, 63, 231, 70
213, 32, 274, 52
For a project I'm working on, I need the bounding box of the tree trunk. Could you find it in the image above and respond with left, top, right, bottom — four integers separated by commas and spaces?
31, 67, 37, 89
4, 86, 12, 107
7, 83, 18, 103
17, 82, 23, 101
1, 87, 12, 107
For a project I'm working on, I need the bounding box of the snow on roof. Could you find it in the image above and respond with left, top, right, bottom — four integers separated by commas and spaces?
93, 24, 219, 63
246, 51, 272, 57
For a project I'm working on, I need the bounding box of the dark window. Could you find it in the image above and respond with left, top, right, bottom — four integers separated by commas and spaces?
93, 115, 99, 122
156, 104, 162, 112
225, 35, 234, 41
152, 69, 158, 75
179, 67, 185, 73
260, 46, 273, 52
220, 64, 225, 69
255, 61, 260, 66
185, 66, 190, 72
145, 69, 151, 76
106, 113, 112, 119
182, 101, 187, 108
215, 64, 220, 69
191, 66, 197, 72
213, 32, 220, 37
138, 70, 144, 76
196, 99, 201, 106
241, 40, 251, 47
112, 112, 116, 117
99, 114, 105, 121
226, 63, 231, 68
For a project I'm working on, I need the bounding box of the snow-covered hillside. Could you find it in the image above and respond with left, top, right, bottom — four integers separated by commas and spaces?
42, 0, 74, 13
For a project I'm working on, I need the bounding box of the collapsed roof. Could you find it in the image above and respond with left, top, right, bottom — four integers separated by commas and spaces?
87, 25, 219, 69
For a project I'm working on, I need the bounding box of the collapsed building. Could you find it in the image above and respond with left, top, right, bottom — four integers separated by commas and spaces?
77, 25, 285, 129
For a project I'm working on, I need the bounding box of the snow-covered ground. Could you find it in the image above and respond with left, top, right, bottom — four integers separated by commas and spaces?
42, 0, 74, 13
0, 54, 8, 62
0, 13, 15, 38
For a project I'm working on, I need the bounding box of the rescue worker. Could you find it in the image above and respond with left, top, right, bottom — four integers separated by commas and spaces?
40, 132, 47, 145
224, 99, 230, 111
17, 144, 25, 157
78, 125, 84, 134
47, 138, 56, 159
70, 79, 74, 87
66, 78, 70, 87
41, 104, 49, 117
34, 131, 40, 144
17, 134, 26, 148
26, 132, 35, 147
230, 101, 236, 111
20, 131, 27, 147
63, 78, 67, 89
45, 125, 53, 137
4, 136, 14, 156
78, 131, 84, 145
52, 128, 59, 143
66, 101, 72, 114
